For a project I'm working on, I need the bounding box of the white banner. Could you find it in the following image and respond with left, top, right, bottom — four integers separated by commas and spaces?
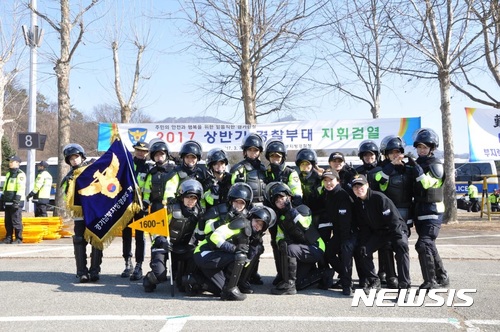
465, 108, 500, 161
97, 117, 421, 153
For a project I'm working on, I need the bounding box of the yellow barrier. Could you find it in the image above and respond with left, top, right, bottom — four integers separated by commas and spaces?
0, 216, 69, 243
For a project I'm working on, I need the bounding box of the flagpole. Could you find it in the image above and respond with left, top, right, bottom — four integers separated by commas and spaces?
165, 204, 175, 297
117, 135, 144, 210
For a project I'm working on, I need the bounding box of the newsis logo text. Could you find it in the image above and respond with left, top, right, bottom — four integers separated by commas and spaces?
351, 289, 476, 307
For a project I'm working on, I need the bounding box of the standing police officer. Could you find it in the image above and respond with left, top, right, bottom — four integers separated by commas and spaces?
26, 160, 53, 217
142, 140, 175, 214
413, 128, 450, 289
164, 140, 207, 202
61, 144, 102, 282
2, 156, 26, 244
230, 133, 267, 205
121, 142, 151, 280
203, 148, 232, 210
351, 174, 411, 294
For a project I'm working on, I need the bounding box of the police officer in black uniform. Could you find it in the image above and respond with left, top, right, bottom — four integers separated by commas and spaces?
318, 169, 355, 295
355, 140, 382, 190
164, 140, 207, 201
142, 140, 175, 214
185, 182, 253, 296
295, 148, 323, 216
328, 151, 357, 196
230, 133, 267, 285
203, 148, 232, 210
2, 156, 26, 244
412, 128, 450, 289
26, 160, 53, 217
351, 174, 411, 294
143, 179, 204, 293
267, 182, 325, 295
121, 141, 151, 281
61, 144, 103, 283
373, 135, 417, 289
230, 133, 267, 205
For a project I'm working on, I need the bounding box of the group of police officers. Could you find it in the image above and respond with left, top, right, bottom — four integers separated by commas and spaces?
1, 156, 53, 245
2, 127, 450, 301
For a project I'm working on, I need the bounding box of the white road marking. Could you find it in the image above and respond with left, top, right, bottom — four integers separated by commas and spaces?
1, 314, 500, 330
0, 246, 73, 257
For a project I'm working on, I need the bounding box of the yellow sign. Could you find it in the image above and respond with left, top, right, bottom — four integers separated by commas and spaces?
128, 208, 170, 237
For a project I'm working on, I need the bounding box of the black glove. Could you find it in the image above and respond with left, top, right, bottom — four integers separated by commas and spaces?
26, 191, 35, 200
12, 201, 20, 209
407, 156, 416, 166
285, 207, 300, 221
281, 199, 292, 213
412, 164, 424, 178
358, 246, 367, 258
162, 239, 173, 252
235, 243, 249, 253
142, 201, 149, 212
220, 241, 236, 253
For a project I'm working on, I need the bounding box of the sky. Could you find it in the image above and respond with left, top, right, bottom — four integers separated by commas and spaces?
7, 0, 497, 155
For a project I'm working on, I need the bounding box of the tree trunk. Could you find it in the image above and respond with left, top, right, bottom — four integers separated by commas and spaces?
54, 0, 72, 216
239, 0, 256, 125
439, 68, 458, 223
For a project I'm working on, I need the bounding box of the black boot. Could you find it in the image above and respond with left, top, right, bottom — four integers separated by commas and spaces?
434, 253, 450, 287
363, 278, 381, 295
221, 252, 247, 301
143, 271, 159, 293
271, 257, 297, 295
89, 248, 103, 282
73, 236, 89, 283
418, 252, 437, 290
121, 257, 133, 278
130, 262, 143, 281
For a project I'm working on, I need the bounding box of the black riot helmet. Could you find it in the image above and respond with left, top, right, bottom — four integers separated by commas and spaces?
227, 182, 253, 208
265, 138, 287, 163
413, 128, 439, 150
180, 140, 202, 161
248, 206, 277, 232
206, 148, 228, 168
63, 143, 86, 165
380, 135, 405, 156
295, 148, 318, 167
241, 133, 264, 152
358, 140, 380, 160
265, 181, 293, 208
177, 179, 204, 199
149, 140, 170, 161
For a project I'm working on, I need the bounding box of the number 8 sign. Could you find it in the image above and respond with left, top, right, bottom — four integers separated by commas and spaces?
18, 132, 41, 150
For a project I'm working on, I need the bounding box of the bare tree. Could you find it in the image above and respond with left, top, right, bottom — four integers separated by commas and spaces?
0, 0, 27, 164
90, 103, 154, 123
385, 0, 483, 223
317, 0, 405, 119
181, 0, 328, 124
451, 0, 500, 108
100, 2, 156, 124
29, 0, 102, 214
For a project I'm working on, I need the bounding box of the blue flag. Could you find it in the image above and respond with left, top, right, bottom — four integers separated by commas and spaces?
75, 138, 140, 249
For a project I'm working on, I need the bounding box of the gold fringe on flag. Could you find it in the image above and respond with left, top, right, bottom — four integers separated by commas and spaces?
84, 201, 141, 250
65, 165, 87, 219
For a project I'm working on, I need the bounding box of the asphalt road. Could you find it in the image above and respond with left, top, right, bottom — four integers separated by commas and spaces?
0, 211, 499, 332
